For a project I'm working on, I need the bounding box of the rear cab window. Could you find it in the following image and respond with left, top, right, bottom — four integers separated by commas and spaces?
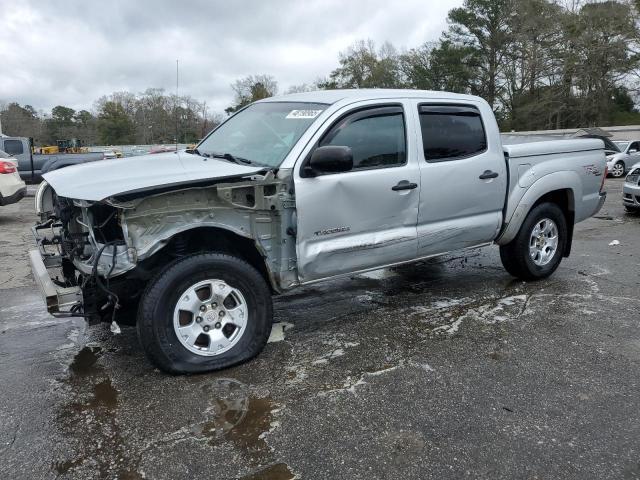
3, 140, 24, 156
418, 104, 487, 162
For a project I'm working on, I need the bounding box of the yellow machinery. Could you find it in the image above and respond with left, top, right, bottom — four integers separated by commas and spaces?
33, 138, 89, 155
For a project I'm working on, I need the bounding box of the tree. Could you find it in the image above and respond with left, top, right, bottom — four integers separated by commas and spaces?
226, 75, 278, 114
286, 83, 319, 94
45, 105, 77, 143
501, 0, 566, 130
0, 103, 44, 141
444, 0, 514, 108
570, 1, 640, 126
399, 43, 435, 90
97, 101, 136, 145
321, 40, 403, 89
429, 41, 480, 93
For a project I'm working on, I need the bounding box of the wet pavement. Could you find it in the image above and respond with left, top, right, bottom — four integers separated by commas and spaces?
1, 178, 639, 479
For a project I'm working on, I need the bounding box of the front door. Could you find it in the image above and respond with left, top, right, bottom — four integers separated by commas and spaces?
628, 141, 640, 159
294, 102, 420, 283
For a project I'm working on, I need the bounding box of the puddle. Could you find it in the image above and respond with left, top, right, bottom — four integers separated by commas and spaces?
68, 345, 103, 376
54, 352, 284, 478
52, 344, 142, 479
53, 458, 83, 475
195, 380, 277, 463
226, 396, 274, 455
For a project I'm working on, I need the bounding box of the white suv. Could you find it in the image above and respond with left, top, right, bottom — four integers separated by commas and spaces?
0, 150, 27, 206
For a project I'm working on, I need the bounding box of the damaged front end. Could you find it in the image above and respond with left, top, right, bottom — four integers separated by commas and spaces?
30, 170, 298, 322
31, 187, 137, 320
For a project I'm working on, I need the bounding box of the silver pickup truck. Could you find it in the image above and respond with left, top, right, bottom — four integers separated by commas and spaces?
30, 89, 607, 373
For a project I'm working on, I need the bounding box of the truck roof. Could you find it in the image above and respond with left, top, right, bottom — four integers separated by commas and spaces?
259, 89, 485, 105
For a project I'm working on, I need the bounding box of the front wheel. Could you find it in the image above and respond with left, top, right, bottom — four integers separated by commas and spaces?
500, 202, 567, 280
610, 161, 626, 178
137, 253, 273, 374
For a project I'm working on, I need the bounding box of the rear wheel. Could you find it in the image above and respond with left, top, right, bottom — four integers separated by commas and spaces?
137, 253, 273, 374
611, 161, 626, 178
500, 202, 567, 280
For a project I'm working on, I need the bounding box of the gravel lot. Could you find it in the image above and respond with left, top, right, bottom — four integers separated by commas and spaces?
0, 178, 638, 480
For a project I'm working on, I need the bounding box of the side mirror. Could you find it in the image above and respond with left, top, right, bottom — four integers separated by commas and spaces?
305, 146, 353, 176
630, 149, 638, 154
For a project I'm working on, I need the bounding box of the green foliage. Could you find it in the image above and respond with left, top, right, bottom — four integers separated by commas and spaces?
446, 0, 513, 107
3, 0, 640, 142
319, 0, 640, 131
0, 102, 43, 140
321, 40, 403, 89
97, 101, 136, 145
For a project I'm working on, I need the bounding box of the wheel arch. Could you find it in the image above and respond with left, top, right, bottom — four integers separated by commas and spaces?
498, 171, 579, 254
531, 189, 575, 257
147, 226, 278, 293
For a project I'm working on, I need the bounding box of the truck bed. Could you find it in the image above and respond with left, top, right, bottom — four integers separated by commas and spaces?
501, 135, 604, 158
500, 135, 605, 242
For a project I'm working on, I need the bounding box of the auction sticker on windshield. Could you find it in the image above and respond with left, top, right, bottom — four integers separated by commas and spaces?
286, 109, 323, 119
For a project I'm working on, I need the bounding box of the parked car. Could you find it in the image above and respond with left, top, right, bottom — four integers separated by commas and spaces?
0, 136, 104, 183
0, 150, 27, 206
614, 140, 640, 157
623, 162, 640, 213
30, 89, 607, 373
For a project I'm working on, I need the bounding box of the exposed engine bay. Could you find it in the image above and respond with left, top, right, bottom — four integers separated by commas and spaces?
33, 170, 298, 322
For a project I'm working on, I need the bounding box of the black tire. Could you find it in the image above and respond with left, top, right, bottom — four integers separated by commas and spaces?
500, 202, 567, 281
137, 253, 273, 374
611, 161, 626, 178
624, 205, 640, 214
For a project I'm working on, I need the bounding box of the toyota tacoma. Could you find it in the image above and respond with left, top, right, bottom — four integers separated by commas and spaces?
30, 89, 607, 373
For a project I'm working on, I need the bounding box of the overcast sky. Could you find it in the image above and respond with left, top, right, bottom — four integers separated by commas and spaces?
0, 0, 462, 115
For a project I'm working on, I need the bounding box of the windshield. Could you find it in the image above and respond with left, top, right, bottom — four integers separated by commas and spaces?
197, 102, 328, 168
0, 150, 11, 159
615, 141, 630, 152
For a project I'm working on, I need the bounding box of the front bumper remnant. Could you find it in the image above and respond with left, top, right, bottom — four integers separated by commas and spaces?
29, 249, 82, 315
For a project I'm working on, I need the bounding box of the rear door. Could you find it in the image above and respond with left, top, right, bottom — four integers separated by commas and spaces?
294, 100, 420, 282
413, 101, 507, 256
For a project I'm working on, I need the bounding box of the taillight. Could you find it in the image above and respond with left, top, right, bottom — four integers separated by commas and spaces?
600, 166, 607, 193
0, 161, 17, 174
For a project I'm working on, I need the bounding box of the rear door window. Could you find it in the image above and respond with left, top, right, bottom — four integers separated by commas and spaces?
418, 105, 487, 162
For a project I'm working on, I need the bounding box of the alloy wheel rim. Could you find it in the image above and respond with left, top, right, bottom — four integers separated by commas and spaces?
173, 279, 248, 356
528, 218, 559, 267
612, 163, 624, 177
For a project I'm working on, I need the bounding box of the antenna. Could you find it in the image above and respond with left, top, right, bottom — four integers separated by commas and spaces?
175, 59, 179, 151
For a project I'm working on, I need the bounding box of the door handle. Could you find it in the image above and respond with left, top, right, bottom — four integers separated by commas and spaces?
392, 180, 418, 191
479, 170, 499, 180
